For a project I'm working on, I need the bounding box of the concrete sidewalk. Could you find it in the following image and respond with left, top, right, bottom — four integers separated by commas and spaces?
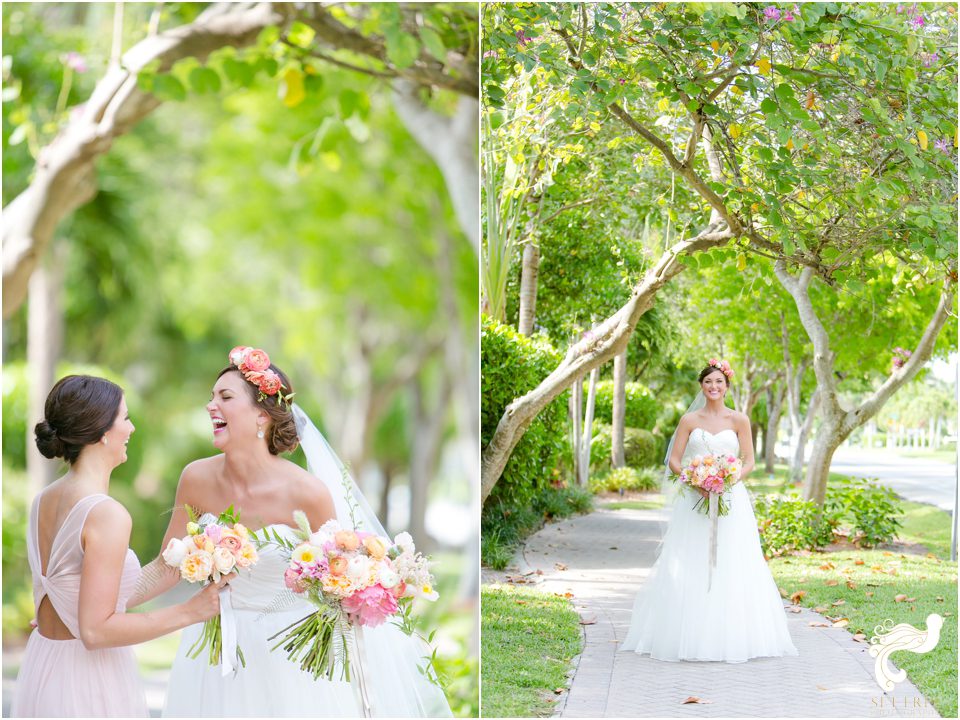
512, 505, 939, 719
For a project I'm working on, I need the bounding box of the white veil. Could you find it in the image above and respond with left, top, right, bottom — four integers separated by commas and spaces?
653, 390, 705, 558
291, 404, 452, 718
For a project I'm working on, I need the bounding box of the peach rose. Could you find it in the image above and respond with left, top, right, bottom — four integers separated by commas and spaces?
191, 535, 215, 553
259, 371, 282, 396
229, 346, 252, 366
218, 529, 242, 552
242, 349, 271, 372
233, 523, 250, 540
328, 555, 349, 576
335, 531, 360, 551
213, 546, 236, 574
236, 543, 258, 569
322, 575, 354, 597
180, 551, 214, 583
363, 536, 388, 560
243, 371, 265, 387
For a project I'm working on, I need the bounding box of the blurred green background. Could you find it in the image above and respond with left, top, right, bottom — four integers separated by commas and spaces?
2, 3, 478, 715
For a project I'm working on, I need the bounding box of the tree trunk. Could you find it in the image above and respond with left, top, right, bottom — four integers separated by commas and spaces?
790, 389, 819, 484
2, 3, 288, 317
517, 241, 540, 335
764, 384, 786, 474
611, 349, 627, 469
570, 376, 583, 484
378, 465, 394, 528
408, 374, 450, 552
775, 260, 955, 504
481, 225, 733, 502
26, 245, 65, 500
578, 366, 599, 487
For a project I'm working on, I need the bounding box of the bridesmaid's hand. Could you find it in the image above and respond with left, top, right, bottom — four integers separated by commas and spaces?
185, 573, 234, 623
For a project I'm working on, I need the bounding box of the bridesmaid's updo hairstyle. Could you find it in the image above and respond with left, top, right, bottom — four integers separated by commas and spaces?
217, 364, 299, 456
35, 375, 124, 464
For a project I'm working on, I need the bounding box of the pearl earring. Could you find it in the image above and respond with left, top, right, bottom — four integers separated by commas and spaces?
257, 426, 265, 439
102, 437, 108, 445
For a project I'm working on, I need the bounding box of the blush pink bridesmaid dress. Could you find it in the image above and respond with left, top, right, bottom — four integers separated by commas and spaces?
11, 492, 148, 717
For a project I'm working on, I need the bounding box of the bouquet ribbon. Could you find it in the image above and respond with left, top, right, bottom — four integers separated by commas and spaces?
707, 493, 719, 591
220, 587, 238, 677
352, 623, 373, 717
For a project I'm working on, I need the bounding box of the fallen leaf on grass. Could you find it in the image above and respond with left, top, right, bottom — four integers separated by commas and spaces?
936, 597, 945, 602
554, 592, 574, 599
883, 551, 894, 556
515, 600, 528, 605
814, 606, 829, 613
833, 619, 849, 628
865, 592, 874, 598
553, 688, 565, 695
819, 562, 836, 570
681, 697, 713, 705
832, 600, 846, 606
854, 559, 865, 565
790, 590, 807, 604
809, 621, 831, 627
824, 579, 839, 587
846, 581, 857, 590
894, 594, 908, 603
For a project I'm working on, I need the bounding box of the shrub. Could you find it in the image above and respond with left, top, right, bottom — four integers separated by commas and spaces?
830, 476, 903, 548
589, 423, 660, 470
754, 495, 841, 557
590, 380, 659, 430
481, 316, 570, 509
481, 485, 593, 570
589, 466, 662, 494
754, 476, 903, 556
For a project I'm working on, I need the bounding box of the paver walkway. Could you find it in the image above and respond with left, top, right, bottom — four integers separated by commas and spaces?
515, 505, 939, 719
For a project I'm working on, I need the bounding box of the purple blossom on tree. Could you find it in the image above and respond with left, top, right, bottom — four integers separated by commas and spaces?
934, 137, 951, 155
515, 29, 532, 46
921, 52, 939, 67
763, 6, 781, 22
909, 14, 926, 29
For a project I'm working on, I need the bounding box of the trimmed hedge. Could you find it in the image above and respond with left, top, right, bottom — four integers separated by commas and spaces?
589, 466, 662, 493
481, 316, 570, 508
589, 422, 660, 470
590, 380, 659, 430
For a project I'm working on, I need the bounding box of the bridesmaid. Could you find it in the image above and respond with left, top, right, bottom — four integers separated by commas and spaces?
12, 375, 228, 718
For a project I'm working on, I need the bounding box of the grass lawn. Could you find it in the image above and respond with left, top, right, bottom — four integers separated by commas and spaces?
898, 500, 954, 560
481, 584, 582, 718
769, 550, 958, 718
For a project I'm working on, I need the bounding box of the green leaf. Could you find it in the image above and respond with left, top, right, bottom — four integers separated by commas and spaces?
152, 74, 186, 102
419, 27, 447, 63
286, 21, 316, 49
338, 89, 370, 120
760, 98, 778, 116
222, 58, 255, 87
774, 83, 795, 101
385, 31, 420, 69
188, 66, 221, 94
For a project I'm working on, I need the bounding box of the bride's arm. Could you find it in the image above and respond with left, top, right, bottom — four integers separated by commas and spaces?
667, 416, 693, 475
735, 413, 756, 480
127, 466, 199, 608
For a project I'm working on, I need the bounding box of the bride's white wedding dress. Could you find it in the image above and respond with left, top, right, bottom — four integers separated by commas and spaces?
620, 428, 798, 663
163, 524, 451, 718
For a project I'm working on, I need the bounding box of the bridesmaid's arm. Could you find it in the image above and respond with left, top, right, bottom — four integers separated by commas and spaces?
128, 465, 201, 608
735, 413, 755, 481
77, 499, 225, 650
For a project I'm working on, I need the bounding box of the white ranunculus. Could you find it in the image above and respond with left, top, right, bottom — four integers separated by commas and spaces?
346, 555, 371, 584
378, 567, 400, 589
393, 531, 414, 551
162, 537, 188, 566
213, 546, 237, 574
308, 531, 328, 547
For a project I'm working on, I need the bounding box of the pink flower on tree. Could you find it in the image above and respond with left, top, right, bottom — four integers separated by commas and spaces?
341, 584, 399, 627
763, 6, 781, 22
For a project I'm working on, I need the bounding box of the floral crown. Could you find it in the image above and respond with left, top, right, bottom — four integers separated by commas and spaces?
228, 346, 295, 409
707, 357, 734, 379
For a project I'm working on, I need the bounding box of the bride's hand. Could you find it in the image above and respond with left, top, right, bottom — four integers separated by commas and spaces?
185, 573, 234, 623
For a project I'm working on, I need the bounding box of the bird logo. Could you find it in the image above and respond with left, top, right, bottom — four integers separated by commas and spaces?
868, 614, 943, 691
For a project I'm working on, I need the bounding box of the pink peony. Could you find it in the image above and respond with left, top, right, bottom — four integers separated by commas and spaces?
229, 346, 252, 366
341, 584, 399, 627
284, 567, 307, 593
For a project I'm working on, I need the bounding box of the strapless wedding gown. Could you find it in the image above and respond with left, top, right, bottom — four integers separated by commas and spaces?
620, 428, 798, 662
163, 524, 451, 717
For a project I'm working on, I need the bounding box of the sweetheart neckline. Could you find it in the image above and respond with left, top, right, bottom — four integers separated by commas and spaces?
693, 427, 737, 438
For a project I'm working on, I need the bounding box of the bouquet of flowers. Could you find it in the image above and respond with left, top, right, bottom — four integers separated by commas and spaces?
677, 453, 743, 515
259, 511, 439, 683
162, 505, 258, 667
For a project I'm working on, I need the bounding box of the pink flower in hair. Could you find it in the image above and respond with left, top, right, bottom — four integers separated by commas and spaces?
243, 348, 271, 372
229, 346, 252, 365
259, 371, 282, 396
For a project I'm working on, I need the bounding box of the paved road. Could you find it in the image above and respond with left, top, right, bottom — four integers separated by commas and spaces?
830, 448, 956, 511
505, 506, 939, 718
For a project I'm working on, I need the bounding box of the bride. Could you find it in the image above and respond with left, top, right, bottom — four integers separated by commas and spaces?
620, 359, 797, 663
129, 346, 451, 717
